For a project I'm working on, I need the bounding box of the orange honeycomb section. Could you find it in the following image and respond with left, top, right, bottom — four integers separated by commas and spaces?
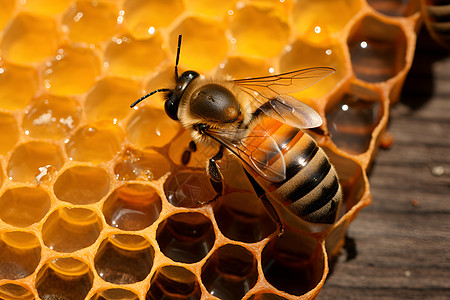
0, 0, 420, 299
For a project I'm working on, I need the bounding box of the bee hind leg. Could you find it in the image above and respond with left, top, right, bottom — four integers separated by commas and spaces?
198, 145, 224, 205
181, 140, 197, 165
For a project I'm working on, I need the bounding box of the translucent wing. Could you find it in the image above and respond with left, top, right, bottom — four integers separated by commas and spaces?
204, 128, 286, 182
233, 67, 335, 100
260, 95, 323, 129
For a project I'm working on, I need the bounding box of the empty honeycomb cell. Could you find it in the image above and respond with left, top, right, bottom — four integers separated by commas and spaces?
247, 294, 288, 300
114, 148, 171, 181
326, 85, 383, 154
186, 0, 235, 17
104, 33, 166, 78
0, 232, 41, 280
201, 244, 258, 300
0, 0, 14, 31
0, 187, 51, 227
164, 171, 217, 208
147, 266, 201, 300
7, 141, 64, 184
65, 121, 124, 163
1, 13, 59, 64
85, 77, 140, 122
62, 0, 120, 44
348, 15, 407, 83
103, 184, 162, 231
22, 94, 81, 139
0, 61, 38, 110
213, 192, 276, 243
293, 0, 361, 38
170, 17, 228, 71
156, 212, 215, 263
20, 0, 73, 15
53, 166, 110, 205
90, 288, 139, 300
367, 0, 420, 17
123, 0, 184, 39
261, 232, 325, 296
0, 113, 19, 155
127, 106, 180, 149
36, 257, 94, 300
279, 38, 346, 99
219, 56, 271, 79
42, 207, 103, 252
42, 45, 101, 95
229, 5, 290, 58
0, 283, 34, 300
94, 234, 154, 284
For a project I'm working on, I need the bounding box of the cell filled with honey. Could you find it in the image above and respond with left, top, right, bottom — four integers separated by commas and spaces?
0, 283, 34, 300
0, 112, 19, 155
36, 257, 94, 300
20, 0, 73, 15
367, 0, 420, 17
90, 288, 139, 300
102, 184, 162, 231
147, 266, 201, 300
156, 212, 215, 263
0, 61, 38, 110
0, 232, 41, 280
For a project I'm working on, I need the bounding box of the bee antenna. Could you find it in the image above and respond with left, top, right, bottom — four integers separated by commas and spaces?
130, 88, 171, 108
175, 34, 182, 78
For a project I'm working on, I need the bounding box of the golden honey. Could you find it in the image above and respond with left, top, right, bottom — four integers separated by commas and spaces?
0, 0, 420, 299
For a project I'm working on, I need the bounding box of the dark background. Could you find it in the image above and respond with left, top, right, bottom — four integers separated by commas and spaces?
319, 28, 450, 299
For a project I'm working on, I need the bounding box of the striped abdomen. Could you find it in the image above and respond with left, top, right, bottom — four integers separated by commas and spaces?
243, 114, 343, 224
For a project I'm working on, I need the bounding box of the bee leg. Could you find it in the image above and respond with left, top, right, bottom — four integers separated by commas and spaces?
243, 169, 284, 237
198, 145, 225, 205
181, 140, 197, 165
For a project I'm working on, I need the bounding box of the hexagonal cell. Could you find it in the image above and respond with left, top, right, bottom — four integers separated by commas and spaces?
164, 171, 217, 208
247, 294, 288, 300
65, 121, 124, 163
293, 0, 361, 37
229, 5, 290, 58
127, 106, 180, 149
53, 166, 110, 205
261, 231, 325, 296
123, 0, 184, 39
104, 33, 166, 78
213, 192, 276, 243
0, 112, 19, 155
1, 13, 59, 64
42, 207, 103, 252
0, 232, 41, 280
0, 187, 51, 227
42, 45, 101, 95
156, 212, 215, 263
367, 0, 420, 17
85, 77, 140, 122
326, 85, 383, 154
170, 17, 228, 71
279, 38, 346, 99
0, 61, 38, 110
0, 0, 15, 31
20, 0, 73, 15
22, 94, 81, 139
63, 0, 120, 44
7, 141, 64, 184
103, 184, 162, 231
114, 148, 171, 181
201, 244, 258, 300
94, 234, 154, 284
219, 56, 272, 79
36, 257, 94, 300
90, 288, 139, 300
0, 283, 34, 300
147, 266, 201, 300
348, 15, 407, 83
186, 0, 235, 17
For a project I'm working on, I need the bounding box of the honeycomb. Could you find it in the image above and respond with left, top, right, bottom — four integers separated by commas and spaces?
0, 0, 420, 299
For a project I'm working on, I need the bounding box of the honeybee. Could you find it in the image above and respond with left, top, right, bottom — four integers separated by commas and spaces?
131, 35, 342, 231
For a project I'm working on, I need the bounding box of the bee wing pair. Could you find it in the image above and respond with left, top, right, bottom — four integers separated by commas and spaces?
205, 67, 335, 182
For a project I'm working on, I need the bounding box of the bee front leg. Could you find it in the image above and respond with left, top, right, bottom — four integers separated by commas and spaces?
198, 145, 224, 205
181, 140, 197, 165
